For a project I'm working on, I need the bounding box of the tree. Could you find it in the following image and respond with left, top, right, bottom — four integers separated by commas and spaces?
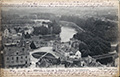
52, 25, 61, 34
33, 26, 48, 35
74, 31, 111, 57
39, 26, 48, 35
52, 20, 61, 34
78, 42, 91, 57
33, 27, 41, 35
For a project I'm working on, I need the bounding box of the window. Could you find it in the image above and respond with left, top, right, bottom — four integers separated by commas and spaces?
7, 57, 9, 60
25, 61, 27, 64
16, 57, 18, 60
9, 49, 11, 51
12, 57, 14, 60
22, 48, 24, 51
16, 57, 18, 62
16, 52, 18, 55
12, 61, 14, 63
6, 61, 10, 63
21, 56, 23, 59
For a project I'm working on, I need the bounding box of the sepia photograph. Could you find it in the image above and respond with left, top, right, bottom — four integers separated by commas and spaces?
0, 6, 119, 69
0, 0, 120, 76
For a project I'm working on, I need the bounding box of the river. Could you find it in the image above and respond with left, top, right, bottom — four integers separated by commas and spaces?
60, 26, 77, 42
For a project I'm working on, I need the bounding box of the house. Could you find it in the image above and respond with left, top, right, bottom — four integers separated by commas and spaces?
29, 35, 49, 48
75, 50, 81, 59
3, 40, 31, 68
3, 29, 10, 37
24, 26, 34, 35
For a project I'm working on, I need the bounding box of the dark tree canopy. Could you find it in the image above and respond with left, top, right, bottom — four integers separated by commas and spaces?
33, 27, 41, 35
33, 20, 61, 35
52, 25, 61, 34
60, 16, 118, 42
39, 26, 48, 35
74, 32, 111, 57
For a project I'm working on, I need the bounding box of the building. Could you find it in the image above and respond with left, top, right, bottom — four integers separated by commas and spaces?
52, 39, 80, 53
3, 39, 31, 68
3, 29, 10, 37
24, 26, 34, 35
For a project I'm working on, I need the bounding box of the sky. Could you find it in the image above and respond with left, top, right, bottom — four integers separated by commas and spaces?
2, 6, 118, 17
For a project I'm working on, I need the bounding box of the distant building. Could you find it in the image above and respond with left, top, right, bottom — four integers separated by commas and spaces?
33, 19, 52, 27
83, 56, 103, 67
9, 28, 16, 34
34, 19, 51, 24
75, 50, 81, 59
47, 40, 54, 47
3, 29, 10, 37
24, 26, 34, 35
3, 33, 22, 45
29, 35, 48, 48
52, 38, 80, 53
